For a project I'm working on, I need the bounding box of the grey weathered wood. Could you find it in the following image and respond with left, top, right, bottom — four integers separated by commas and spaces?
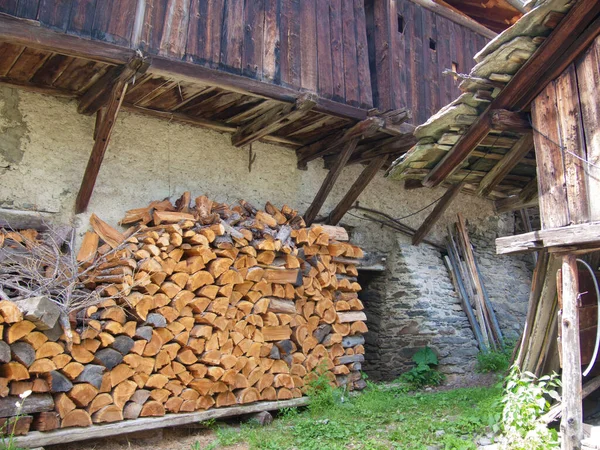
335, 354, 365, 364
44, 370, 73, 393
0, 341, 10, 364
412, 183, 464, 245
0, 209, 55, 231
477, 134, 533, 197
94, 348, 123, 370
111, 335, 135, 355
129, 389, 151, 405
123, 402, 143, 420
313, 325, 332, 343
75, 365, 105, 389
336, 311, 367, 323
0, 394, 54, 418
560, 254, 583, 450
10, 342, 35, 368
135, 326, 153, 341
145, 313, 167, 328
496, 221, 600, 255
14, 296, 61, 331
341, 335, 365, 348
14, 398, 309, 448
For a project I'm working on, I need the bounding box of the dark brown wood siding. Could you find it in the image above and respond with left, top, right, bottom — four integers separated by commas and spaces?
2, 0, 374, 109
366, 0, 489, 124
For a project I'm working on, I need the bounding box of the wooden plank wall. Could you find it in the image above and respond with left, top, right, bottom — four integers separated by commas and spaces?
0, 0, 374, 109
366, 0, 488, 125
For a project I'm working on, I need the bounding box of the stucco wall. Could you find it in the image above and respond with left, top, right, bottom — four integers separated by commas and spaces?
0, 87, 532, 380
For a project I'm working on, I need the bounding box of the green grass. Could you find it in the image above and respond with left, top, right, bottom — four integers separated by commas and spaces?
196, 383, 503, 450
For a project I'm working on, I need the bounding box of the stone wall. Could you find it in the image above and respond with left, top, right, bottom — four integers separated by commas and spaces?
0, 87, 533, 383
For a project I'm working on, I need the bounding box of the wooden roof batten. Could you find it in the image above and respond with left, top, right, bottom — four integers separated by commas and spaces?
0, 11, 415, 214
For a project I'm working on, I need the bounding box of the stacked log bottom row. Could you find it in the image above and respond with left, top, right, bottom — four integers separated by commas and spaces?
0, 195, 367, 436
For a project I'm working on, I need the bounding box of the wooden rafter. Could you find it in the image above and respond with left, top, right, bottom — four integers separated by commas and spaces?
477, 134, 533, 197
232, 93, 317, 147
489, 109, 531, 133
296, 117, 383, 169
327, 155, 388, 225
412, 183, 464, 245
78, 56, 146, 115
75, 82, 128, 213
421, 0, 600, 188
303, 138, 359, 225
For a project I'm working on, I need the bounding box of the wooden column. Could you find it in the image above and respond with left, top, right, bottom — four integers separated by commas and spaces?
303, 138, 359, 225
327, 155, 387, 225
412, 183, 464, 245
75, 82, 128, 213
560, 254, 582, 450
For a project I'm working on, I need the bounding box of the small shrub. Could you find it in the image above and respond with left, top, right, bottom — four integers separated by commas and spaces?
306, 367, 340, 414
398, 347, 445, 389
476, 342, 514, 373
500, 366, 560, 449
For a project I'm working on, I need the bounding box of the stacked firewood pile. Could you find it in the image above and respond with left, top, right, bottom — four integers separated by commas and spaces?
0, 194, 367, 435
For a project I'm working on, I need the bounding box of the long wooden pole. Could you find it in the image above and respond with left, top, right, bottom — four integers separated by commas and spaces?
412, 183, 464, 245
560, 254, 582, 450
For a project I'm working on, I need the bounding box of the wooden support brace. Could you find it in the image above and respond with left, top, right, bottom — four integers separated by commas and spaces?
560, 254, 583, 450
412, 182, 464, 245
78, 56, 146, 116
303, 138, 359, 225
327, 155, 388, 225
489, 109, 531, 133
296, 117, 383, 169
75, 82, 128, 214
231, 93, 317, 147
477, 134, 534, 197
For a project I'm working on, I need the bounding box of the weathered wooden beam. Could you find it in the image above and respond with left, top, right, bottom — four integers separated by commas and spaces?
303, 138, 359, 225
496, 221, 600, 255
489, 109, 531, 133
78, 56, 146, 115
406, 0, 497, 38
412, 183, 464, 245
327, 155, 387, 225
421, 0, 600, 188
231, 93, 317, 147
477, 134, 534, 197
75, 82, 128, 213
296, 117, 383, 169
560, 254, 583, 450
0, 208, 55, 230
14, 397, 308, 448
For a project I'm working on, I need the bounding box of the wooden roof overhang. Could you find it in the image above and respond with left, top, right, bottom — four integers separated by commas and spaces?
386, 0, 600, 245
0, 14, 415, 221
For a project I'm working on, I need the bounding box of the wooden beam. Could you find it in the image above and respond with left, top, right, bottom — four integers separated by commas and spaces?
78, 56, 146, 115
489, 109, 531, 133
0, 208, 55, 230
412, 183, 464, 245
477, 134, 534, 197
231, 93, 317, 147
0, 14, 133, 64
296, 117, 383, 169
327, 155, 388, 225
13, 397, 308, 448
560, 254, 583, 450
421, 0, 600, 188
75, 82, 128, 213
303, 138, 359, 225
406, 0, 498, 38
496, 221, 600, 255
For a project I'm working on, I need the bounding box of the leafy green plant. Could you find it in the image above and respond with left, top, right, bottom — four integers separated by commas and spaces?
476, 342, 514, 373
500, 366, 560, 449
306, 364, 343, 415
398, 347, 445, 389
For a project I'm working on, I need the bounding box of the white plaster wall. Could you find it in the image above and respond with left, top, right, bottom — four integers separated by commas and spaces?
0, 87, 498, 243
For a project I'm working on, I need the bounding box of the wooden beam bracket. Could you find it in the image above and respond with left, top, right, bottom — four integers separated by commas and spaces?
231, 93, 317, 147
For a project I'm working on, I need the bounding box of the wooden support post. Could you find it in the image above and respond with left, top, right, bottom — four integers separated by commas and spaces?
231, 93, 317, 147
477, 134, 534, 197
412, 183, 464, 245
75, 82, 128, 214
303, 138, 359, 225
327, 155, 387, 225
560, 253, 583, 450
